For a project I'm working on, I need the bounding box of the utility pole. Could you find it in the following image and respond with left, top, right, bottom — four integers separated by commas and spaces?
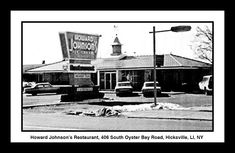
152, 26, 157, 106
149, 25, 191, 106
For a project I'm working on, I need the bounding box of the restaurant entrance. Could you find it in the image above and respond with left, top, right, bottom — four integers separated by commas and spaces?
104, 72, 116, 90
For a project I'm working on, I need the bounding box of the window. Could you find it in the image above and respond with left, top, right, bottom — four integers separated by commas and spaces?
118, 82, 131, 86
209, 76, 213, 89
145, 82, 159, 87
44, 84, 51, 88
100, 72, 105, 89
146, 83, 154, 87
37, 85, 44, 88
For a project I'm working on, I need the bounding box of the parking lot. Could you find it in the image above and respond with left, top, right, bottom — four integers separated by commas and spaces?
104, 92, 212, 108
23, 92, 212, 108
23, 93, 61, 107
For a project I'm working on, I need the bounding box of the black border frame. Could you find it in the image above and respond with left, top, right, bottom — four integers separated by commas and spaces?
21, 21, 214, 133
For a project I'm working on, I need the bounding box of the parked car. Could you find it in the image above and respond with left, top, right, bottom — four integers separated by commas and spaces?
198, 75, 213, 95
24, 82, 60, 96
114, 81, 133, 96
141, 81, 161, 97
22, 81, 36, 91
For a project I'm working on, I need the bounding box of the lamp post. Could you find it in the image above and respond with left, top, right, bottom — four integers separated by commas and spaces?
149, 25, 191, 106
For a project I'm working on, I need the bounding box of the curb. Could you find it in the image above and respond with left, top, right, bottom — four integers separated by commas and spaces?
126, 116, 212, 121
23, 102, 86, 109
23, 103, 68, 109
23, 99, 105, 109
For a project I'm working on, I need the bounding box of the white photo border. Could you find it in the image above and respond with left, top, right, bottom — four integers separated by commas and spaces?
10, 10, 224, 143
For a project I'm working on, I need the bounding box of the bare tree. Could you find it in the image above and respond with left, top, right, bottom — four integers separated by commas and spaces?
191, 26, 212, 63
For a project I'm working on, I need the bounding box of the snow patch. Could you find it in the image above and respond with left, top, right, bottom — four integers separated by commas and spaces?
65, 103, 191, 117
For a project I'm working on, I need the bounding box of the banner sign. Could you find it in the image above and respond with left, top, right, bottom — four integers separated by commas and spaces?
59, 32, 100, 60
74, 73, 91, 79
69, 59, 91, 64
69, 65, 95, 71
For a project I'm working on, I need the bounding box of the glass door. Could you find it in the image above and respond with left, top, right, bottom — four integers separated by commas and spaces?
105, 73, 111, 90
104, 72, 116, 90
111, 73, 116, 89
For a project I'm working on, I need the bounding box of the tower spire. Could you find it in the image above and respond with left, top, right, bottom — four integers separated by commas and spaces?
111, 25, 122, 56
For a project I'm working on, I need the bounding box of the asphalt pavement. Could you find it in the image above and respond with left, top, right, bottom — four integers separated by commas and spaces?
23, 112, 212, 130
23, 92, 212, 130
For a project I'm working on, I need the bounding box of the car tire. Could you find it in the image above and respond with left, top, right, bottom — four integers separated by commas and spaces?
116, 93, 119, 96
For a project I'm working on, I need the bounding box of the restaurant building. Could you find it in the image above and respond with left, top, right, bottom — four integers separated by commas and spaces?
24, 35, 212, 92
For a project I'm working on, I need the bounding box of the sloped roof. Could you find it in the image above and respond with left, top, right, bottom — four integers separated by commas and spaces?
92, 54, 211, 70
168, 54, 211, 67
26, 60, 68, 73
25, 54, 212, 73
23, 64, 46, 73
112, 36, 122, 45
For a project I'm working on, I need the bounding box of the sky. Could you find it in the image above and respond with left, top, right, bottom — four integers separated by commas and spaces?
23, 22, 212, 65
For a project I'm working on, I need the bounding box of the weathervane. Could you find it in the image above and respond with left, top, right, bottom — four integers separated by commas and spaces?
114, 25, 118, 37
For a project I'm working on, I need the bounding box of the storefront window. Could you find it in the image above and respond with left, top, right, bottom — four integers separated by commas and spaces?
100, 72, 105, 89
120, 70, 144, 91
144, 70, 152, 81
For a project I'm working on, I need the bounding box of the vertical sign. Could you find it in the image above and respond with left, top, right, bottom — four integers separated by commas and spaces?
59, 32, 100, 60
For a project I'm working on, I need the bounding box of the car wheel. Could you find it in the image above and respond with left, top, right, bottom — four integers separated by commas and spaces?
116, 93, 119, 96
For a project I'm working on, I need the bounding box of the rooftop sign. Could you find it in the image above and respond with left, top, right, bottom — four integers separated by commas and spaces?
156, 55, 164, 67
59, 32, 101, 60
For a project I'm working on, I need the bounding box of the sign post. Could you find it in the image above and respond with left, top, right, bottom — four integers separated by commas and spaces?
59, 31, 104, 101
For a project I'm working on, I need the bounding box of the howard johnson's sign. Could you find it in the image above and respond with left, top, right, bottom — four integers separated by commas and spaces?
59, 32, 101, 60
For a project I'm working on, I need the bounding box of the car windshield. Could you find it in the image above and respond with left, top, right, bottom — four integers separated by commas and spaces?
202, 77, 209, 82
118, 83, 131, 86
37, 85, 44, 88
145, 82, 159, 87
209, 77, 213, 82
31, 84, 37, 88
